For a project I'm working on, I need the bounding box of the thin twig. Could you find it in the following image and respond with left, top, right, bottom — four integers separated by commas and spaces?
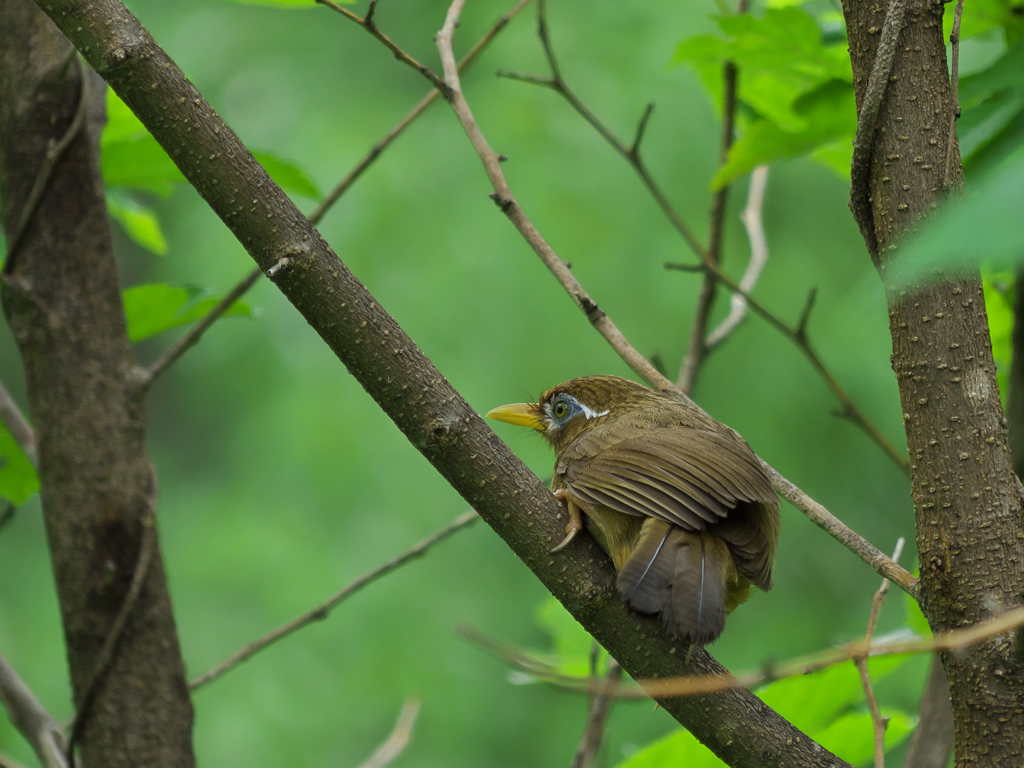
571, 659, 622, 768
66, 508, 156, 765
854, 538, 905, 768
464, 600, 1024, 701
0, 650, 69, 768
4, 57, 89, 275
848, 0, 913, 264
943, 0, 965, 190
316, 0, 451, 97
143, 268, 261, 384
706, 165, 770, 349
0, 753, 31, 768
435, 0, 915, 594
496, 0, 705, 258
355, 698, 421, 768
0, 379, 36, 465
436, 1, 674, 392
189, 509, 478, 691
678, 0, 747, 393
307, 0, 532, 226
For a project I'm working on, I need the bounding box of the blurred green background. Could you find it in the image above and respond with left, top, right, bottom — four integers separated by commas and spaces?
1, 0, 969, 764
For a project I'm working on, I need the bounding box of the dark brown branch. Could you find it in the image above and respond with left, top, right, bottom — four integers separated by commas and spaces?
943, 0, 965, 190
307, 0, 531, 226
0, 650, 68, 768
355, 698, 421, 768
315, 0, 451, 98
902, 656, 954, 768
571, 659, 621, 768
66, 506, 156, 764
2, 56, 88, 275
0, 378, 36, 464
848, 0, 912, 264
0, 504, 14, 533
189, 510, 478, 691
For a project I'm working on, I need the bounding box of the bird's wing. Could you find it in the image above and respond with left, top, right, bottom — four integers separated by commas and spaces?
559, 426, 776, 532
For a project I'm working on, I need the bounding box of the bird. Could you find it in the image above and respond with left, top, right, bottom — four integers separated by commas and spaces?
486, 375, 779, 646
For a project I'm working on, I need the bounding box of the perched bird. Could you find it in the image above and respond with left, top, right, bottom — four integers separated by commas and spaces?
487, 375, 779, 646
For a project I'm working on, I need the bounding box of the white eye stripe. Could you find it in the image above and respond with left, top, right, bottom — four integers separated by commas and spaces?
578, 403, 610, 420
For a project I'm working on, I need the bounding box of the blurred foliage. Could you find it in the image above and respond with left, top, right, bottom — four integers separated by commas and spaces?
122, 283, 253, 343
0, 0, 1019, 765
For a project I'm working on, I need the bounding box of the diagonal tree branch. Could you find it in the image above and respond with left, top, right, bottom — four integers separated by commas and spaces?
0, 650, 68, 768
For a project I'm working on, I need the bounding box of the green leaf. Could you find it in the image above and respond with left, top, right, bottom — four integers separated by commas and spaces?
758, 653, 910, 734
123, 283, 252, 343
944, 0, 1024, 43
102, 132, 186, 197
904, 585, 932, 638
896, 144, 1024, 281
614, 727, 725, 768
958, 41, 1024, 163
674, 8, 851, 131
982, 266, 1014, 404
106, 189, 169, 255
711, 80, 855, 189
811, 136, 853, 179
252, 151, 322, 200
0, 423, 38, 506
815, 708, 917, 767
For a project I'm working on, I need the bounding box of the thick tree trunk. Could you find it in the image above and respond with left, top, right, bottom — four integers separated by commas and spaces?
842, 0, 1024, 765
0, 2, 196, 766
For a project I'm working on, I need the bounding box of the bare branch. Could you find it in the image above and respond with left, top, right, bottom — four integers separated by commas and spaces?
678, 40, 744, 393
190, 510, 478, 691
854, 537, 905, 768
0, 753, 31, 768
943, 0, 965, 190
848, 0, 912, 263
0, 379, 35, 464
308, 0, 532, 226
66, 505, 157, 764
902, 656, 955, 768
315, 0, 451, 97
355, 698, 421, 768
571, 659, 621, 768
0, 650, 68, 768
3, 56, 88, 275
0, 504, 15, 533
468, 601, 1024, 701
706, 165, 770, 349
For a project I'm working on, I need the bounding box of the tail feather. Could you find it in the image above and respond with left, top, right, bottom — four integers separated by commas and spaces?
617, 524, 733, 646
617, 519, 674, 613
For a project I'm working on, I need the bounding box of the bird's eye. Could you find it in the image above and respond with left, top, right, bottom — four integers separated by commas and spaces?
553, 401, 569, 419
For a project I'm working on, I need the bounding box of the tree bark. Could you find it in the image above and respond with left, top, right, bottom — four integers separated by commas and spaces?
0, 2, 196, 766
24, 1, 855, 765
842, 0, 1024, 764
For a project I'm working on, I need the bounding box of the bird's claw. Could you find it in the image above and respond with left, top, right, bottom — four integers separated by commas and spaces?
550, 490, 583, 552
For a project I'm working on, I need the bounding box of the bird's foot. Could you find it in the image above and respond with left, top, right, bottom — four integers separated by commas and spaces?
550, 490, 583, 552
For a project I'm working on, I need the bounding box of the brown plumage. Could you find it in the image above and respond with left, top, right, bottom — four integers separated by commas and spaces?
487, 375, 780, 646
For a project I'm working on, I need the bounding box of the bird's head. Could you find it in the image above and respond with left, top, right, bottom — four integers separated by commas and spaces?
486, 375, 663, 453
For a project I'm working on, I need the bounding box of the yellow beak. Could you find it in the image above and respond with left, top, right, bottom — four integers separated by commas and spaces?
485, 402, 546, 432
